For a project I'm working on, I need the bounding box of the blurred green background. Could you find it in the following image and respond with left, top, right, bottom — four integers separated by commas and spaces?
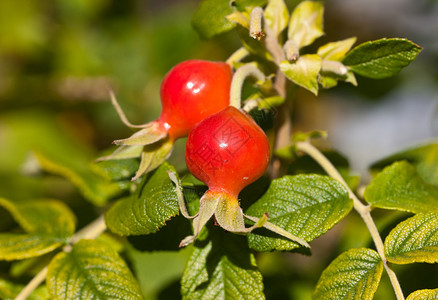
0, 0, 437, 299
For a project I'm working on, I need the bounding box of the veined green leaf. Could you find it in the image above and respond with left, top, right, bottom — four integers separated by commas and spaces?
407, 289, 438, 300
287, 1, 324, 49
264, 0, 289, 36
246, 174, 352, 252
385, 213, 438, 264
280, 55, 321, 95
191, 0, 235, 39
313, 248, 383, 300
181, 226, 265, 299
364, 161, 438, 213
47, 239, 143, 300
105, 162, 179, 236
0, 198, 76, 260
343, 38, 422, 79
317, 37, 357, 61
370, 142, 438, 186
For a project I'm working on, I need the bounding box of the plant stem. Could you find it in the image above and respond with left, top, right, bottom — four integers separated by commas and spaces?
225, 47, 249, 66
14, 215, 107, 300
295, 141, 405, 300
230, 64, 265, 109
261, 14, 290, 178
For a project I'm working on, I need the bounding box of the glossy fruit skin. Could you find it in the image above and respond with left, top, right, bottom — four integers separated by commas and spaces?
158, 60, 232, 140
185, 106, 270, 198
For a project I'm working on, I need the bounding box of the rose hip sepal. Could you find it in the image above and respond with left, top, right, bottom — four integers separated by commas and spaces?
169, 106, 310, 248
99, 60, 232, 181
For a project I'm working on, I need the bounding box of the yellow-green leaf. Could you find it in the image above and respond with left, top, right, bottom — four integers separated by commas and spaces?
47, 239, 143, 300
280, 54, 321, 95
364, 161, 438, 213
264, 0, 289, 36
313, 248, 383, 300
407, 289, 438, 300
317, 37, 357, 61
287, 1, 324, 49
385, 213, 438, 264
0, 198, 76, 260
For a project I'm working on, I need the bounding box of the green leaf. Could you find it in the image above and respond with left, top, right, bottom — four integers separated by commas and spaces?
234, 0, 268, 11
280, 54, 321, 95
181, 226, 265, 299
93, 156, 139, 181
264, 0, 289, 36
370, 142, 438, 186
105, 162, 179, 236
407, 289, 438, 300
246, 174, 352, 252
191, 0, 235, 39
0, 198, 76, 260
317, 37, 357, 61
287, 1, 324, 49
34, 150, 122, 206
385, 213, 438, 264
0, 278, 49, 300
364, 161, 438, 213
47, 239, 143, 300
313, 248, 383, 300
343, 38, 422, 79
0, 110, 124, 206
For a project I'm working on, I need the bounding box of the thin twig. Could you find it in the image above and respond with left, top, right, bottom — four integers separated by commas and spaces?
14, 215, 107, 300
296, 141, 405, 300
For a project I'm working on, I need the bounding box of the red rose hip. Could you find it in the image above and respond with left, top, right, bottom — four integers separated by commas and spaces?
106, 59, 232, 180
185, 106, 270, 197
158, 59, 232, 140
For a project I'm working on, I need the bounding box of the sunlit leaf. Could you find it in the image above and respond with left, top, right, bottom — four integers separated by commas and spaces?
264, 0, 289, 36
47, 239, 143, 300
0, 198, 76, 260
105, 162, 179, 236
317, 37, 357, 61
407, 289, 438, 300
385, 213, 438, 264
280, 54, 321, 95
313, 248, 383, 300
370, 142, 438, 186
287, 1, 324, 48
343, 38, 422, 79
181, 226, 265, 299
246, 174, 352, 252
364, 161, 438, 213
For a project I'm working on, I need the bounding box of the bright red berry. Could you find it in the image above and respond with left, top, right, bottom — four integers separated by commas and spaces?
109, 59, 232, 180
157, 59, 233, 140
185, 106, 270, 198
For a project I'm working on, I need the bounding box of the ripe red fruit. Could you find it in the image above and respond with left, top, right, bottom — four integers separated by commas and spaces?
176, 106, 272, 247
186, 106, 270, 197
106, 60, 232, 180
158, 59, 233, 140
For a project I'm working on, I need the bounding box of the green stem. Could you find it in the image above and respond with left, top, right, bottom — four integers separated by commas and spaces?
230, 64, 265, 109
225, 47, 250, 67
14, 215, 107, 300
295, 141, 405, 300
